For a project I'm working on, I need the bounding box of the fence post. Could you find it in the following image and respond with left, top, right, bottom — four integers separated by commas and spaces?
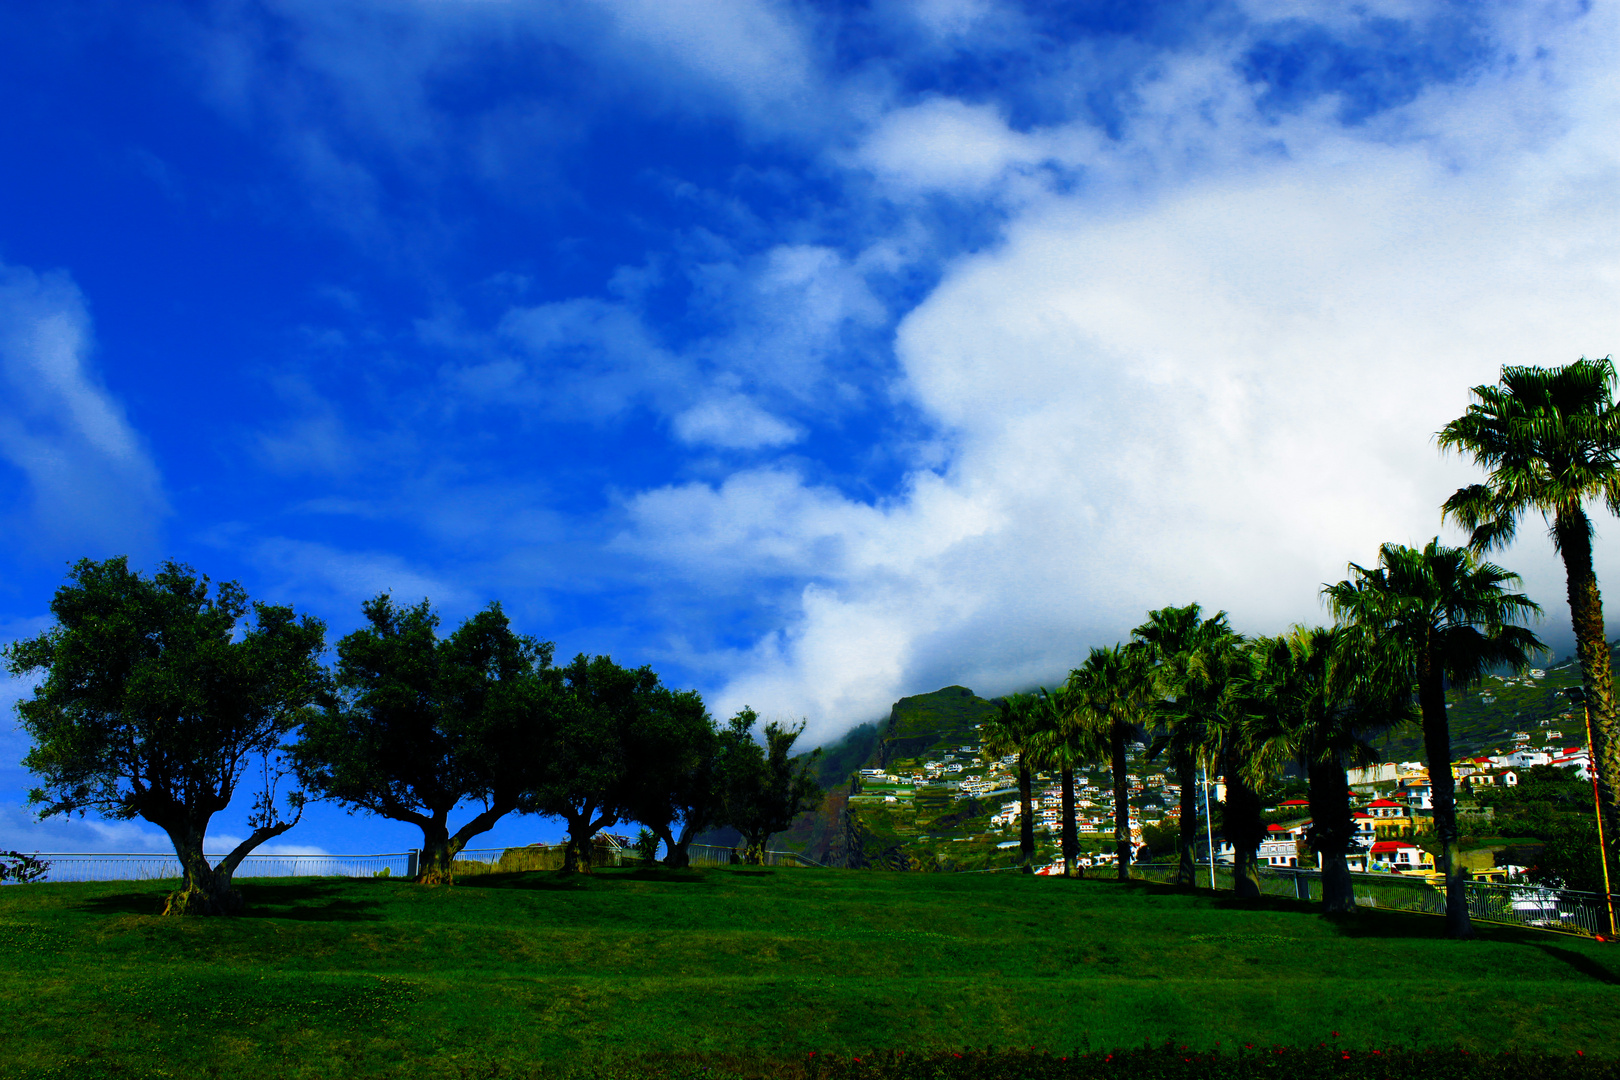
406, 849, 418, 879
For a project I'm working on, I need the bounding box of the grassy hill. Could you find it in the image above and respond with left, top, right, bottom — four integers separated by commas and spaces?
4, 869, 1616, 1078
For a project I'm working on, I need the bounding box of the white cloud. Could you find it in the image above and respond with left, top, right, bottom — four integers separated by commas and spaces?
0, 804, 172, 853
623, 6, 1620, 745
205, 833, 330, 857
854, 98, 1046, 195
673, 396, 801, 449
247, 537, 475, 613
0, 263, 166, 557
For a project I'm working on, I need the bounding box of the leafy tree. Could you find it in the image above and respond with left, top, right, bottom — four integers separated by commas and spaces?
721, 708, 823, 864
1065, 645, 1154, 882
616, 682, 719, 869
1439, 357, 1620, 881
981, 693, 1042, 871
1325, 540, 1543, 937
525, 654, 662, 872
6, 557, 326, 915
1133, 604, 1239, 886
292, 595, 557, 883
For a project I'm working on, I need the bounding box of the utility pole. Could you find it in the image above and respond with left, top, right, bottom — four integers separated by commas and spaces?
1569, 687, 1615, 937
1202, 754, 1218, 891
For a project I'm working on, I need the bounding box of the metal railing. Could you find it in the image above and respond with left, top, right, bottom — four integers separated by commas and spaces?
1129, 862, 1619, 936
20, 851, 413, 883
682, 844, 827, 868
8, 841, 830, 883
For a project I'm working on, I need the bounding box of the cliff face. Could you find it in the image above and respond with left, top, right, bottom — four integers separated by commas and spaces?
779, 685, 1002, 868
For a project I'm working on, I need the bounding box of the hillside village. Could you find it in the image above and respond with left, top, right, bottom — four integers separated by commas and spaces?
782, 657, 1604, 881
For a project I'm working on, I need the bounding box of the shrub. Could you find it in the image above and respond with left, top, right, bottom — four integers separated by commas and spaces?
0, 851, 50, 884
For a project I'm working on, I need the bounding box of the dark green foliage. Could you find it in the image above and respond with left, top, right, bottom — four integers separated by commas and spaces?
883, 687, 1001, 761
4, 557, 327, 915
530, 654, 694, 871
291, 595, 557, 882
1473, 765, 1607, 891
0, 851, 50, 883
722, 708, 823, 863
617, 681, 721, 869
802, 1046, 1617, 1080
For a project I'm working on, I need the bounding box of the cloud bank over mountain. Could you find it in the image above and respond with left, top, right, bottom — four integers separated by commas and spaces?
0, 1, 1616, 859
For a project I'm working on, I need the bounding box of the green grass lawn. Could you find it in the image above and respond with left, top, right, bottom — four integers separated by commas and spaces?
3, 866, 1617, 1079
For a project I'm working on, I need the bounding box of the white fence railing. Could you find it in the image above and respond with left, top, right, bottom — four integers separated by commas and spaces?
681, 844, 827, 868
1130, 862, 1619, 937
19, 852, 414, 883
7, 841, 828, 883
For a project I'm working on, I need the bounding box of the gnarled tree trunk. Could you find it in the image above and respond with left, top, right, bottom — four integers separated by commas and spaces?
160, 818, 244, 916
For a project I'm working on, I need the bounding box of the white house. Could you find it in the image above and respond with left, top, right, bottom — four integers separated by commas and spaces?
1370, 840, 1430, 872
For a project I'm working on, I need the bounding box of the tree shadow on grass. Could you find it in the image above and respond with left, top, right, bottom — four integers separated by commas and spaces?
1528, 942, 1620, 984
454, 871, 603, 892
457, 866, 717, 890
70, 879, 387, 921
77, 890, 167, 917
1322, 906, 1620, 982
238, 880, 388, 921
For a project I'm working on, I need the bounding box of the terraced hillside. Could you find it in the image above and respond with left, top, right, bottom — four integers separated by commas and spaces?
775, 644, 1620, 873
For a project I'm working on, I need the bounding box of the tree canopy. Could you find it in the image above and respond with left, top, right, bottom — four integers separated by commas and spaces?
5, 557, 327, 914
291, 595, 559, 883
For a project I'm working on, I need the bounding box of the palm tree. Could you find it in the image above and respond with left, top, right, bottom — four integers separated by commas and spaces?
1065, 645, 1154, 881
1133, 603, 1239, 885
1033, 685, 1106, 877
981, 692, 1041, 872
1439, 357, 1620, 872
1244, 627, 1410, 914
1201, 643, 1274, 899
1325, 540, 1543, 938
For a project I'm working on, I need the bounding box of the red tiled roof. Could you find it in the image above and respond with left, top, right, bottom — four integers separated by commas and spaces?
1367, 798, 1403, 807
1370, 840, 1417, 853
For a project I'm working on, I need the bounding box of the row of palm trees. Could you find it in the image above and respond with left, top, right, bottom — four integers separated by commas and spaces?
982, 357, 1620, 939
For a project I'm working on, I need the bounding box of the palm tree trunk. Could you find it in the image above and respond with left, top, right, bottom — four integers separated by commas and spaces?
1307, 757, 1356, 915
1060, 766, 1078, 877
1226, 768, 1264, 899
1417, 646, 1472, 939
1018, 759, 1035, 872
1556, 507, 1620, 888
1112, 728, 1131, 882
1176, 754, 1199, 886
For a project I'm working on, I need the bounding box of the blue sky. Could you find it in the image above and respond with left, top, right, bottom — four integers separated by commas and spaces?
1, 0, 1616, 857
